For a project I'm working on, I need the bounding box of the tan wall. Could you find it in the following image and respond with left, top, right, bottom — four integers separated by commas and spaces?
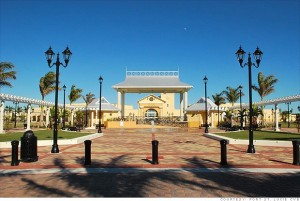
106, 120, 137, 128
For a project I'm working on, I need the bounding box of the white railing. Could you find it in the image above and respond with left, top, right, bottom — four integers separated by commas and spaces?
126, 70, 179, 77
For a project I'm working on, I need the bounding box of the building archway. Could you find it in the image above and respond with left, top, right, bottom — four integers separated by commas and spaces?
145, 109, 158, 119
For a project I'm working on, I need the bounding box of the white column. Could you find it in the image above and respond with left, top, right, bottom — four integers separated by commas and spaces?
26, 104, 31, 131
274, 104, 280, 131
71, 109, 75, 126
121, 92, 125, 118
0, 100, 5, 134
180, 92, 184, 120
45, 107, 50, 128
211, 112, 214, 127
91, 111, 94, 128
95, 109, 98, 128
118, 91, 122, 117
184, 92, 188, 113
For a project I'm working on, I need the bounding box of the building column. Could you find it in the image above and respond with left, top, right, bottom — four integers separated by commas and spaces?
26, 104, 31, 131
117, 91, 122, 117
45, 107, 50, 128
91, 111, 94, 128
71, 109, 75, 126
121, 92, 125, 119
95, 109, 98, 128
211, 111, 214, 127
274, 104, 280, 131
180, 92, 184, 120
184, 92, 188, 112
0, 100, 5, 134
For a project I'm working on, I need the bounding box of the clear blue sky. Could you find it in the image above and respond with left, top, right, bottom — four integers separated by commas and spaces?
0, 0, 299, 112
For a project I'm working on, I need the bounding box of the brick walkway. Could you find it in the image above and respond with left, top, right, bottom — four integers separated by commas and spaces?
0, 128, 300, 197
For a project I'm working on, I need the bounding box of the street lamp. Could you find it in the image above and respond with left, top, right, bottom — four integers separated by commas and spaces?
238, 85, 243, 130
45, 46, 72, 153
236, 46, 263, 153
63, 85, 66, 130
98, 76, 103, 133
203, 76, 208, 133
13, 101, 19, 128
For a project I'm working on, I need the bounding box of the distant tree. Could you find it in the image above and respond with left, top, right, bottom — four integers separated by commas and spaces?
68, 85, 82, 105
252, 71, 278, 126
222, 86, 244, 107
212, 92, 226, 127
0, 62, 17, 90
39, 71, 56, 126
82, 92, 95, 127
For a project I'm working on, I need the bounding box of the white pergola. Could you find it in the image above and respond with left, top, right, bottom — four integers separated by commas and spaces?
230, 94, 300, 131
0, 94, 119, 133
112, 70, 193, 119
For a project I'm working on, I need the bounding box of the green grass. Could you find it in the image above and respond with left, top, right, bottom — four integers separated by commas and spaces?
0, 130, 94, 142
213, 130, 300, 141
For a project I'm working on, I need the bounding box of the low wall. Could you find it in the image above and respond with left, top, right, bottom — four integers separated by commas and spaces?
106, 121, 137, 128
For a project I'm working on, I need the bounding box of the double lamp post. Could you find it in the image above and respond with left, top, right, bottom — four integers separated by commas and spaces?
235, 46, 263, 153
45, 46, 72, 153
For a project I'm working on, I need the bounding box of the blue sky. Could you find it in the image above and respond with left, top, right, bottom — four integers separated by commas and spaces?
0, 0, 299, 112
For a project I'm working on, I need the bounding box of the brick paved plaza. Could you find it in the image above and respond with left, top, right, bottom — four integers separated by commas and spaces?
0, 127, 300, 197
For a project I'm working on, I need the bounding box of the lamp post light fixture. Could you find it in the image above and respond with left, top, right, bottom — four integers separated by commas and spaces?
238, 85, 243, 130
98, 76, 103, 133
63, 85, 66, 130
236, 46, 263, 154
203, 76, 208, 133
13, 101, 19, 128
45, 46, 72, 153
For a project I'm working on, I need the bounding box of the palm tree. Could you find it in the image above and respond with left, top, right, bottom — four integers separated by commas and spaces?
253, 72, 278, 103
68, 85, 82, 105
222, 86, 242, 107
252, 71, 278, 125
0, 62, 17, 90
82, 92, 95, 127
212, 92, 226, 127
39, 71, 56, 126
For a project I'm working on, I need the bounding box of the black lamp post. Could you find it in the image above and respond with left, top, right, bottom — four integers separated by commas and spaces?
13, 101, 19, 128
45, 46, 72, 153
238, 85, 243, 130
63, 85, 66, 130
98, 76, 103, 133
203, 76, 208, 133
236, 46, 263, 153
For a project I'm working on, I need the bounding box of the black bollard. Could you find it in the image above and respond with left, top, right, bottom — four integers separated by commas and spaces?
152, 140, 159, 165
292, 140, 300, 165
220, 139, 228, 166
11, 140, 19, 166
84, 140, 92, 165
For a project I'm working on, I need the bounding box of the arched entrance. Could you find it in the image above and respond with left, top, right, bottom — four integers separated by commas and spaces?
145, 109, 158, 119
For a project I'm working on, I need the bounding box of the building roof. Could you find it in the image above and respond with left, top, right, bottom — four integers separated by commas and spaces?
113, 70, 193, 93
70, 97, 119, 112
186, 97, 226, 112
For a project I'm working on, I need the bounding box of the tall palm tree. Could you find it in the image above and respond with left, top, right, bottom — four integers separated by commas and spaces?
212, 92, 226, 127
39, 71, 56, 126
222, 86, 243, 107
82, 92, 95, 127
68, 85, 82, 105
252, 72, 278, 103
0, 62, 17, 90
253, 71, 278, 125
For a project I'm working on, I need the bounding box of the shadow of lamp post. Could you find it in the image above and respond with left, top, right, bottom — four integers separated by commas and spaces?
45, 46, 72, 153
236, 46, 263, 154
203, 76, 208, 133
98, 76, 103, 133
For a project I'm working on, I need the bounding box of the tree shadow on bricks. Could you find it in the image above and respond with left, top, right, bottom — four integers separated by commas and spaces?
183, 156, 300, 197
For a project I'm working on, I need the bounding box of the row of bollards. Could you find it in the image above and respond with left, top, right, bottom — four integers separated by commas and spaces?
10, 132, 300, 167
